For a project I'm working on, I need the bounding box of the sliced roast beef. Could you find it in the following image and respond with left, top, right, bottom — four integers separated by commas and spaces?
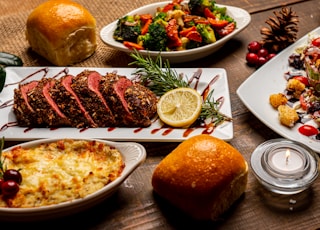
100, 72, 135, 126
13, 70, 158, 128
72, 71, 116, 127
51, 75, 97, 128
27, 78, 71, 127
13, 81, 39, 126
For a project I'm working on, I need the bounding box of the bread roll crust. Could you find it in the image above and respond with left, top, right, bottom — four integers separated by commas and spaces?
26, 0, 97, 66
152, 134, 248, 220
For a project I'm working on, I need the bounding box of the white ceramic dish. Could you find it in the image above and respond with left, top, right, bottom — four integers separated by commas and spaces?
100, 1, 251, 63
0, 138, 146, 221
0, 67, 233, 141
237, 26, 320, 154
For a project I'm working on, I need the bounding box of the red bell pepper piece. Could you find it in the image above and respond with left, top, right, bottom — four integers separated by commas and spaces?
208, 17, 229, 29
162, 3, 175, 12
166, 19, 182, 47
179, 26, 197, 37
204, 7, 215, 19
186, 31, 202, 42
123, 41, 144, 50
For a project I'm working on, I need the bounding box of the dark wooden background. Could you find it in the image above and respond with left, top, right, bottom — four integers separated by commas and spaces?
1, 0, 320, 229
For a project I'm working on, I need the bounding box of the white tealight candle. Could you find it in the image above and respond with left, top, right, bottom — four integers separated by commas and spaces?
270, 149, 304, 173
251, 138, 319, 194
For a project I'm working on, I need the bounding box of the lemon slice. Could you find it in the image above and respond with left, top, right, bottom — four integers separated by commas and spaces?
157, 87, 202, 128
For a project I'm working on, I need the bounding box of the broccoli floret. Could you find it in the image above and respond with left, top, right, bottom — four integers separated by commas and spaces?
212, 5, 234, 22
196, 24, 216, 44
188, 0, 216, 16
154, 12, 167, 21
113, 15, 141, 42
138, 22, 168, 51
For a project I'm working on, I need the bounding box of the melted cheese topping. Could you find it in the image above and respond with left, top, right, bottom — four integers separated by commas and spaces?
0, 139, 124, 208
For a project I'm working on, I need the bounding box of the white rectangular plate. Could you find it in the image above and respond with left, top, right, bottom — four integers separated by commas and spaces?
237, 27, 320, 153
0, 67, 233, 141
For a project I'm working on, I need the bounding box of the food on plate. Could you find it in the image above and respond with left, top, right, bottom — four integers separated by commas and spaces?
26, 0, 97, 66
286, 78, 305, 98
0, 138, 23, 197
278, 104, 299, 127
13, 70, 157, 128
151, 134, 248, 220
113, 0, 236, 51
0, 139, 124, 208
304, 38, 320, 92
269, 93, 288, 109
156, 87, 202, 127
269, 35, 320, 137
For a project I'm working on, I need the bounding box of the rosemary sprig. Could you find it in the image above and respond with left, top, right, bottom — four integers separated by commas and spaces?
129, 51, 189, 96
200, 90, 233, 126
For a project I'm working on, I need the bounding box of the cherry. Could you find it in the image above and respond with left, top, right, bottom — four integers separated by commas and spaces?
257, 48, 269, 57
247, 41, 261, 53
311, 37, 320, 47
246, 53, 259, 66
257, 56, 268, 66
1, 180, 19, 197
267, 53, 276, 60
3, 169, 22, 184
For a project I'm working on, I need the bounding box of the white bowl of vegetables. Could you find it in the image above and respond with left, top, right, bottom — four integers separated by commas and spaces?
100, 0, 251, 63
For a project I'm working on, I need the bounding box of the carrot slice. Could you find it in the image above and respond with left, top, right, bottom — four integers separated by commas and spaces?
123, 41, 144, 50
141, 19, 152, 35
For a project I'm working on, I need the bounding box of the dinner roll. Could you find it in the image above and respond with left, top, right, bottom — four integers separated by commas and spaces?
152, 134, 248, 220
26, 0, 97, 66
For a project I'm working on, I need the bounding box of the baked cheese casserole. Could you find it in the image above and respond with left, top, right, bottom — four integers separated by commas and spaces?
0, 139, 125, 208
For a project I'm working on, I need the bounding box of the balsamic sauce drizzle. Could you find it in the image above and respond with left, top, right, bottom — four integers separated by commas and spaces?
0, 68, 227, 139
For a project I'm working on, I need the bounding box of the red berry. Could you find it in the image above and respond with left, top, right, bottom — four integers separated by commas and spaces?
257, 56, 268, 66
246, 53, 259, 66
311, 37, 320, 47
247, 41, 261, 53
267, 53, 276, 60
1, 180, 19, 197
3, 169, 22, 184
257, 48, 269, 57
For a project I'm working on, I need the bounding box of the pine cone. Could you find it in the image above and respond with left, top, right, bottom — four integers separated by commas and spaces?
260, 7, 299, 53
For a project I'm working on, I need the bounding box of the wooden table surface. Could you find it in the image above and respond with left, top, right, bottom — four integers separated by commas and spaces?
1, 0, 320, 229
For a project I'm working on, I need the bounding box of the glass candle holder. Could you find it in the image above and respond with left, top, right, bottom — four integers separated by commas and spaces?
251, 138, 319, 195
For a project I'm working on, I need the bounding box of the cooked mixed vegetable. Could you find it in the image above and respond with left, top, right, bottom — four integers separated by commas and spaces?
113, 0, 236, 51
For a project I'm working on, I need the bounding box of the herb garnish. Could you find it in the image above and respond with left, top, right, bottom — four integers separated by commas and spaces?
129, 51, 232, 126
129, 51, 189, 96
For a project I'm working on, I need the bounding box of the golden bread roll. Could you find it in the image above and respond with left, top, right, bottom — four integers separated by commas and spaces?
152, 134, 248, 220
26, 0, 97, 66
